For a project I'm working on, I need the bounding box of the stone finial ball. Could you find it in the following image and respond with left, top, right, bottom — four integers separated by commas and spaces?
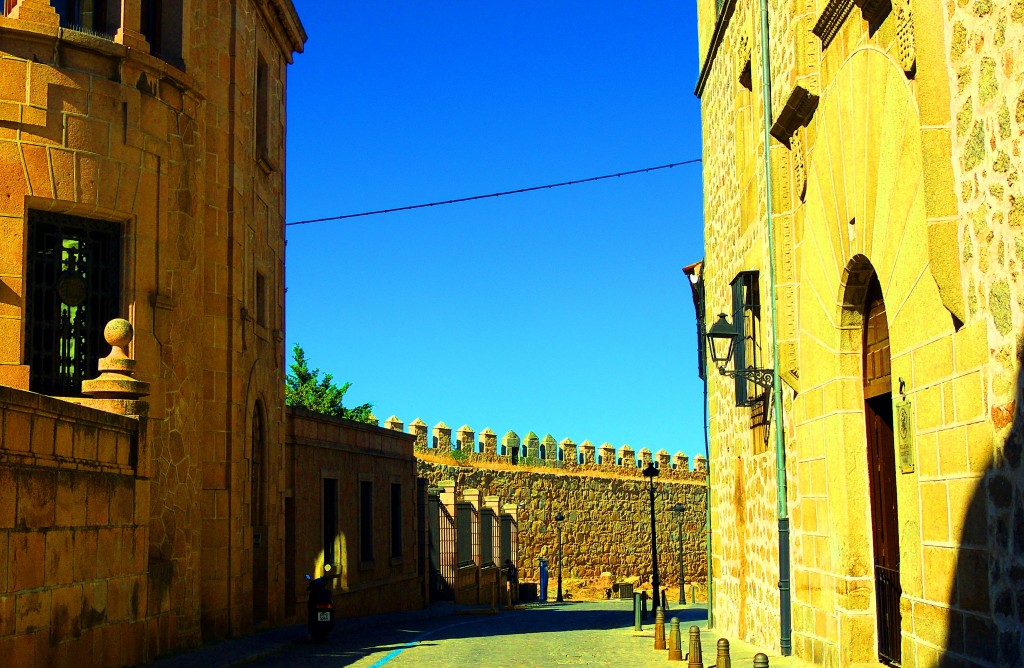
104, 318, 134, 348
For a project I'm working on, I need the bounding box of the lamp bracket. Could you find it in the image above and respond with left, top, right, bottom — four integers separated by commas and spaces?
717, 365, 774, 391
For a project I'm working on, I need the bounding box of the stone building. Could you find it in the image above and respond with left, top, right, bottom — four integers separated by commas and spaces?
0, 0, 305, 662
691, 0, 1023, 665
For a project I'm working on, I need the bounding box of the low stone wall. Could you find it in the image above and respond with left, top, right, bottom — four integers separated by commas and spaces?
0, 385, 153, 666
417, 454, 708, 589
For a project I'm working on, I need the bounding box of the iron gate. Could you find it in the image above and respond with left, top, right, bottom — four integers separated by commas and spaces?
25, 211, 121, 396
432, 504, 456, 601
875, 564, 902, 664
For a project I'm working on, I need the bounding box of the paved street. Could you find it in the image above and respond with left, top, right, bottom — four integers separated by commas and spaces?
149, 601, 813, 668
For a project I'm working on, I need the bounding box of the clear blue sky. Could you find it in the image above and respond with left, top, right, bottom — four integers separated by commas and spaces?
284, 1, 708, 459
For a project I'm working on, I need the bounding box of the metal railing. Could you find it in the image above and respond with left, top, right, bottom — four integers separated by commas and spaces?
875, 564, 902, 665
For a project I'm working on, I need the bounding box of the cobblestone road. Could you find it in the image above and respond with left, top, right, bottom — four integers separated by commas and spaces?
238, 601, 810, 668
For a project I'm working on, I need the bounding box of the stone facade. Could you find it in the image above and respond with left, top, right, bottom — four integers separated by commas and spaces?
0, 0, 305, 662
285, 408, 423, 620
694, 0, 1023, 665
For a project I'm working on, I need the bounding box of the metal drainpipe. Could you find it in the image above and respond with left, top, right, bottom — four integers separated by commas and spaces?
757, 0, 792, 655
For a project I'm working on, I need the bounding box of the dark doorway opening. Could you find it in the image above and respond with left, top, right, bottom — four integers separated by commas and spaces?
863, 276, 901, 665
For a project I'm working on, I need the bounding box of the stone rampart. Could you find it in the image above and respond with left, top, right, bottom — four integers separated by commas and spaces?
416, 455, 708, 590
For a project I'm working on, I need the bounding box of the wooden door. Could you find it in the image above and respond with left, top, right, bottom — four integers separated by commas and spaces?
863, 278, 901, 665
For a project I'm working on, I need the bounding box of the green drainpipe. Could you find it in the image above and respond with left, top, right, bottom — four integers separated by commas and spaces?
758, 0, 792, 655
703, 368, 714, 628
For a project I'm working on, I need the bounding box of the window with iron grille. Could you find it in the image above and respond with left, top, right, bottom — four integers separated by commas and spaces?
323, 478, 338, 565
360, 480, 374, 562
251, 403, 266, 526
390, 483, 402, 559
50, 0, 116, 38
25, 211, 121, 397
256, 54, 270, 159
730, 271, 762, 408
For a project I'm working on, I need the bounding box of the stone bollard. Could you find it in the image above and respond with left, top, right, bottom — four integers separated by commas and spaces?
668, 617, 683, 661
753, 653, 769, 667
654, 608, 666, 650
716, 638, 731, 668
687, 625, 703, 668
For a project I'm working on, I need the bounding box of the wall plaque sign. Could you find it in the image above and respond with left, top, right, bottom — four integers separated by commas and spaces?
895, 399, 914, 473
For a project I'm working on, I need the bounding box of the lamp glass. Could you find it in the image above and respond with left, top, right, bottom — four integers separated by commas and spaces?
707, 313, 737, 366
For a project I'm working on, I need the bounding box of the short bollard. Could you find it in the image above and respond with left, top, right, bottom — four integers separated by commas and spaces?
687, 625, 703, 668
716, 638, 731, 668
634, 592, 643, 631
668, 617, 683, 661
654, 608, 666, 650
753, 652, 769, 667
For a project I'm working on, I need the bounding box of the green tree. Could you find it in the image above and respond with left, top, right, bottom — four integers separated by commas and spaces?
285, 344, 375, 423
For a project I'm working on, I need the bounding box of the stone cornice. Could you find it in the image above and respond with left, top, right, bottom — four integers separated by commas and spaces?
256, 0, 307, 63
812, 0, 855, 49
694, 0, 738, 99
770, 84, 819, 147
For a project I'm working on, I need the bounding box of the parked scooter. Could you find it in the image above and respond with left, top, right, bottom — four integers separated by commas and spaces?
305, 563, 340, 642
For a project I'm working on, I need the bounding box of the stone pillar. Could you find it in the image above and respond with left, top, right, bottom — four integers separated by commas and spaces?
639, 448, 653, 467
598, 442, 615, 466
502, 502, 519, 522
433, 421, 453, 450
463, 488, 482, 511
559, 438, 577, 464
673, 452, 689, 471
439, 479, 457, 513
502, 430, 521, 461
485, 495, 501, 514
579, 440, 595, 464
457, 425, 475, 452
524, 432, 540, 459
8, 0, 59, 27
620, 445, 635, 468
542, 433, 557, 461
657, 449, 671, 469
408, 418, 428, 449
693, 455, 708, 472
384, 415, 404, 432
480, 428, 497, 455
115, 0, 151, 51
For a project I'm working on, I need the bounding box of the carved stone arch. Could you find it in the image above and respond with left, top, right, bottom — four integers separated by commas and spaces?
792, 46, 954, 666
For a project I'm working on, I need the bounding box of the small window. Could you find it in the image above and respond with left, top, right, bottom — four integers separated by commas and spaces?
255, 270, 267, 327
256, 55, 269, 159
323, 478, 338, 566
359, 481, 373, 563
251, 404, 265, 526
390, 483, 402, 559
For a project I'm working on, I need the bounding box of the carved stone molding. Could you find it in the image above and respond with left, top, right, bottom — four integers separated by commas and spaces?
770, 85, 819, 147
812, 0, 855, 48
896, 0, 916, 76
791, 132, 807, 202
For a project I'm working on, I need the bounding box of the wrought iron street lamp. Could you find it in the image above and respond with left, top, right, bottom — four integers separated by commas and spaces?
670, 503, 687, 605
555, 512, 565, 602
706, 313, 774, 393
642, 463, 660, 614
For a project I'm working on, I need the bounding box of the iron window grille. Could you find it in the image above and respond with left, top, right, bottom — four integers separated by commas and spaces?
730, 271, 764, 408
359, 480, 374, 562
25, 210, 121, 397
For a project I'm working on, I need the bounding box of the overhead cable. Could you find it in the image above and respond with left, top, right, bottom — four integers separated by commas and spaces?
285, 158, 702, 227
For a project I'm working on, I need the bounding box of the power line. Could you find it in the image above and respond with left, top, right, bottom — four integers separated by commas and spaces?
285, 158, 702, 227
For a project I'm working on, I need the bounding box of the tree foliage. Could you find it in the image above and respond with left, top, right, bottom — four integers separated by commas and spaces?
285, 344, 375, 423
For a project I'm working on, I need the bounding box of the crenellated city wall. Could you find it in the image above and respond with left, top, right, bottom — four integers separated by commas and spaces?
380, 416, 710, 592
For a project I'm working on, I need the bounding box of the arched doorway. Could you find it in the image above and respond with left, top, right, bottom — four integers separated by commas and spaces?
862, 275, 900, 665
251, 401, 269, 625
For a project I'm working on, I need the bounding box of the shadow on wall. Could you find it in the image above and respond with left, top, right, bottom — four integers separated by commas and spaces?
941, 331, 1023, 667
